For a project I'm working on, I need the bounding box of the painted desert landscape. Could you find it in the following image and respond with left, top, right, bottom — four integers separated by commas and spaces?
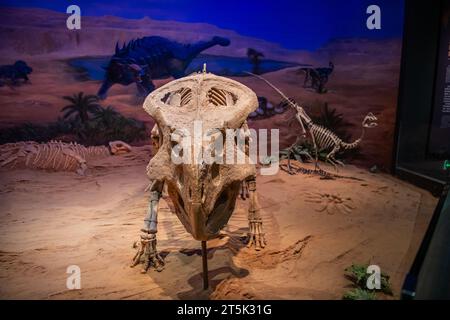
0, 6, 438, 299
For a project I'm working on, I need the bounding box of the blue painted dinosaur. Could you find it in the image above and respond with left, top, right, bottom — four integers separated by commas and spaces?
0, 60, 33, 86
97, 36, 231, 99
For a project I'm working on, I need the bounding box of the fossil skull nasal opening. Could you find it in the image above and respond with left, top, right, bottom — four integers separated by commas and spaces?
170, 127, 225, 165
169, 126, 240, 212
173, 160, 215, 204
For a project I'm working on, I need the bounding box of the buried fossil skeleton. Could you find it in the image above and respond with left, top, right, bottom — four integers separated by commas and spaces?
131, 70, 266, 288
0, 140, 131, 175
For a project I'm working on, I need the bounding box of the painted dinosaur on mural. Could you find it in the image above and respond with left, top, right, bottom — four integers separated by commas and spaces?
0, 60, 33, 86
97, 36, 231, 99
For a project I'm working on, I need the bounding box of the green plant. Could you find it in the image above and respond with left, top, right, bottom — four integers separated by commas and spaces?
260, 155, 279, 166
0, 122, 56, 143
72, 105, 147, 145
92, 105, 120, 127
343, 288, 377, 300
0, 105, 147, 146
280, 142, 328, 163
345, 263, 369, 286
345, 263, 392, 295
342, 263, 393, 300
61, 92, 100, 123
308, 103, 354, 144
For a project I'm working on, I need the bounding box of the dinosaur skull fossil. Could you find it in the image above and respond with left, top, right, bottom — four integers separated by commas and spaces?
109, 140, 132, 155
362, 112, 378, 128
143, 72, 258, 241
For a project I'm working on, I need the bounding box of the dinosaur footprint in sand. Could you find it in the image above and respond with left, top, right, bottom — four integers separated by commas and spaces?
305, 192, 355, 215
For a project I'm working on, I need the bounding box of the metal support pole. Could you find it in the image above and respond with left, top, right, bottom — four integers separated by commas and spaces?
201, 241, 209, 290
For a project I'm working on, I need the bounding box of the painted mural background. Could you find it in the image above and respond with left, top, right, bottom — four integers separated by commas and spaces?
0, 0, 404, 169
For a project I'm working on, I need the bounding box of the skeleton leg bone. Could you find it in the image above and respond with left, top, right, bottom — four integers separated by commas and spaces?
245, 178, 266, 250
325, 146, 341, 172
285, 136, 302, 174
286, 147, 295, 174
131, 180, 165, 273
240, 181, 249, 200
310, 132, 320, 171
331, 154, 345, 167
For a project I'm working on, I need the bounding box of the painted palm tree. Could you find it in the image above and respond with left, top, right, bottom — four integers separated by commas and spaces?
61, 92, 100, 123
93, 105, 120, 127
247, 48, 264, 74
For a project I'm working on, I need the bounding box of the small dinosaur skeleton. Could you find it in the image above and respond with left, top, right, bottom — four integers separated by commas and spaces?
246, 72, 378, 171
279, 160, 364, 181
0, 140, 131, 175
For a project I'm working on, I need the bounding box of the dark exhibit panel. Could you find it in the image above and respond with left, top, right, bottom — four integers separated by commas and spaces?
395, 0, 449, 191
428, 1, 450, 158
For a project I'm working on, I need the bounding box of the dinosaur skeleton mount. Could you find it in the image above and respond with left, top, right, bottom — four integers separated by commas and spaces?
131, 68, 265, 289
247, 72, 378, 172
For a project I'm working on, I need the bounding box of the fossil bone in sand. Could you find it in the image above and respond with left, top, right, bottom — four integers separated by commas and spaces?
0, 140, 131, 175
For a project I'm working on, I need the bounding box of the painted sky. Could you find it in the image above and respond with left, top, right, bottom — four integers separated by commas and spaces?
0, 0, 404, 50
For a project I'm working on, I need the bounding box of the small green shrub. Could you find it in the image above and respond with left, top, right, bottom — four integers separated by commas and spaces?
342, 263, 393, 300
75, 107, 147, 145
0, 121, 71, 144
343, 288, 377, 300
279, 142, 328, 163
0, 100, 147, 146
345, 263, 393, 295
260, 155, 279, 166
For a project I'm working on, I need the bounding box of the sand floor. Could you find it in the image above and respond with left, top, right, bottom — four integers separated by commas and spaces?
0, 146, 437, 299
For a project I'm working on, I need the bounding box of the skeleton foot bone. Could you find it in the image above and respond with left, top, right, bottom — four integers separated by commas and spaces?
131, 233, 165, 273
245, 179, 266, 250
246, 218, 266, 250
131, 187, 164, 272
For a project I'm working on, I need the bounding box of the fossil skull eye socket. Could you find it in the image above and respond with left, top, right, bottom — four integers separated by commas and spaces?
170, 128, 187, 161
171, 140, 184, 159
161, 87, 192, 107
207, 87, 237, 106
